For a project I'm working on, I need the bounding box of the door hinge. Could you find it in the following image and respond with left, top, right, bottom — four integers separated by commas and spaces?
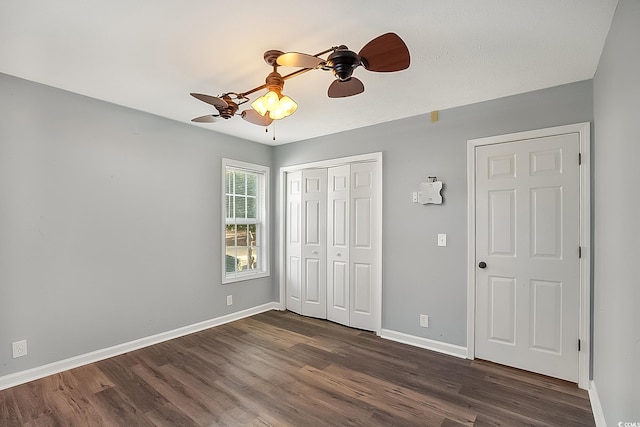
578, 153, 582, 165
579, 246, 582, 258
578, 339, 581, 351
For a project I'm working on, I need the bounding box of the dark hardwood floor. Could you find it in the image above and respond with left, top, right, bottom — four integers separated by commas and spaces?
0, 310, 594, 426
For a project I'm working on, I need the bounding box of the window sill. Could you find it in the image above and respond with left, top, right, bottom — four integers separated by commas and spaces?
222, 271, 270, 284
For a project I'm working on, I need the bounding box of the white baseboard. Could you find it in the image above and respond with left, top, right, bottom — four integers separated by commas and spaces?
0, 302, 279, 391
379, 329, 468, 359
588, 380, 608, 427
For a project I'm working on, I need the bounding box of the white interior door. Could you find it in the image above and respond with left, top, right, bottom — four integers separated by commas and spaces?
349, 162, 378, 331
327, 165, 350, 326
301, 169, 327, 318
285, 171, 302, 314
475, 133, 580, 382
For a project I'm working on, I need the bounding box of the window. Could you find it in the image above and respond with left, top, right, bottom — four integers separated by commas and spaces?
222, 159, 269, 283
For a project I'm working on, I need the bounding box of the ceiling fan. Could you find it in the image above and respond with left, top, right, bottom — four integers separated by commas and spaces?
190, 32, 410, 126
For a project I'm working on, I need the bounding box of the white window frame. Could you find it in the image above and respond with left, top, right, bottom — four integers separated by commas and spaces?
222, 158, 269, 284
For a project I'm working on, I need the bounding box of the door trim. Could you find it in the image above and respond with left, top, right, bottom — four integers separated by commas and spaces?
466, 123, 591, 389
278, 152, 383, 333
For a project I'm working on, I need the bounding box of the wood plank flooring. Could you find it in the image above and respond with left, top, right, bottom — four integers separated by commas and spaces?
0, 310, 594, 426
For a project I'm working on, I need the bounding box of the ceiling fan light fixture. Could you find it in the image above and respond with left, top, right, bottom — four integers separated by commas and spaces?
191, 34, 410, 126
251, 86, 297, 120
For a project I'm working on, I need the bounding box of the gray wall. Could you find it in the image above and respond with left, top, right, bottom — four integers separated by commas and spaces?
592, 0, 640, 422
274, 80, 593, 346
0, 73, 274, 377
0, 69, 605, 393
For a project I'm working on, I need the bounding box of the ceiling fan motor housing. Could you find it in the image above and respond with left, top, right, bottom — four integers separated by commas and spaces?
327, 47, 360, 81
265, 71, 285, 92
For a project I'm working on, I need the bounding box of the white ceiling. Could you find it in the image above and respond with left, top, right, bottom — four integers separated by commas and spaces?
0, 1, 617, 145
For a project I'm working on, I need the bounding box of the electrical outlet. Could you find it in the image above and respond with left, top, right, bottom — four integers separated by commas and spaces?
412, 192, 418, 203
437, 234, 447, 247
419, 315, 429, 328
226, 295, 233, 306
12, 340, 28, 358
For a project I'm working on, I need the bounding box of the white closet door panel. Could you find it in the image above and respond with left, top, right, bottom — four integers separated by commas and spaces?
301, 169, 327, 318
327, 165, 350, 326
285, 171, 302, 314
305, 200, 321, 245
329, 260, 349, 324
333, 199, 348, 246
353, 263, 372, 313
287, 256, 301, 301
305, 258, 321, 301
349, 162, 378, 331
353, 198, 372, 248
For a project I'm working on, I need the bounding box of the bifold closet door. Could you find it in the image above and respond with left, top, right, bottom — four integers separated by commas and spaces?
285, 171, 302, 314
285, 169, 327, 318
327, 165, 350, 326
300, 169, 328, 318
349, 162, 378, 331
286, 161, 378, 331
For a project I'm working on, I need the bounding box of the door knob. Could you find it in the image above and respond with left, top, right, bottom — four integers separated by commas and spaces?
478, 261, 487, 269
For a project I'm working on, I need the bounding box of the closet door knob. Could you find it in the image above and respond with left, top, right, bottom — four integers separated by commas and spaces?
336, 253, 342, 257
312, 251, 318, 255
478, 261, 487, 269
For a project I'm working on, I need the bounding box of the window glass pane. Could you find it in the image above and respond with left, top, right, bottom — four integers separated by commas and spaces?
234, 196, 246, 218
235, 172, 246, 195
237, 225, 248, 247
248, 224, 257, 246
225, 171, 233, 195
225, 224, 237, 273
225, 253, 237, 273
246, 174, 257, 197
247, 197, 257, 219
249, 247, 258, 270
225, 224, 236, 247
226, 195, 233, 219
236, 247, 248, 271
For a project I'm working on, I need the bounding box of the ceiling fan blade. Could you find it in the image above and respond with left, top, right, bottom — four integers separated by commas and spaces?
190, 93, 229, 108
328, 77, 365, 98
358, 32, 410, 72
241, 109, 274, 127
277, 52, 324, 68
191, 115, 218, 123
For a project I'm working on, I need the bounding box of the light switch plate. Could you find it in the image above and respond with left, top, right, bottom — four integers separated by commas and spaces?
437, 234, 447, 246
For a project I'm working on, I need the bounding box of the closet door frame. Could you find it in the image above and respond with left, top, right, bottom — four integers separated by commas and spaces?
278, 152, 383, 334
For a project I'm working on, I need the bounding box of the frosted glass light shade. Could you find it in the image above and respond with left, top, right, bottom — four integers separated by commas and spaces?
251, 95, 269, 116
279, 96, 297, 116
251, 91, 297, 120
